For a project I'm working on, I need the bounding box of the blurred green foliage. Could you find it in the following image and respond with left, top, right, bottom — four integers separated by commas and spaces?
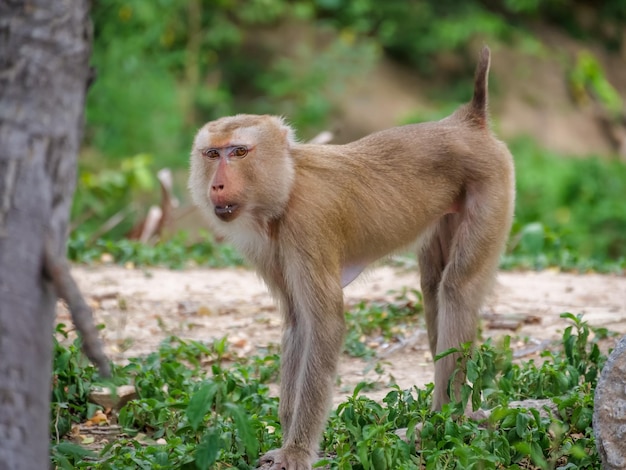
86, 0, 378, 165
76, 0, 626, 271
569, 50, 623, 117
72, 154, 155, 239
508, 138, 626, 270
86, 0, 625, 164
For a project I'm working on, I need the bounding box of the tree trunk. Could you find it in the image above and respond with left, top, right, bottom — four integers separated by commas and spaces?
0, 2, 91, 469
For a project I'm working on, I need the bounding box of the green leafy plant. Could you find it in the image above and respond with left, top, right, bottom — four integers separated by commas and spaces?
68, 230, 244, 268
51, 312, 607, 468
51, 324, 111, 441
51, 333, 281, 469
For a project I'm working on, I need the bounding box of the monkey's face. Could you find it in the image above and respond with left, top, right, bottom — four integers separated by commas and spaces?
189, 114, 296, 232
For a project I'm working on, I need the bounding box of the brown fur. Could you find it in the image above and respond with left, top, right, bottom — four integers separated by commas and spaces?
189, 46, 515, 470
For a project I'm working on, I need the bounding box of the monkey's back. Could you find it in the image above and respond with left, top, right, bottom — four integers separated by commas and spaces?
286, 117, 513, 264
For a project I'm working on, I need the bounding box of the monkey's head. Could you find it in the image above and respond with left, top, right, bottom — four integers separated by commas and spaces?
189, 114, 296, 234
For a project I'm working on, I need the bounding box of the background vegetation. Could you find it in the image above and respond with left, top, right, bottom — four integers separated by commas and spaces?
56, 1, 626, 468
75, 0, 626, 272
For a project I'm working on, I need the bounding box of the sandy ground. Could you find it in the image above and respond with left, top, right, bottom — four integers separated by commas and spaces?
57, 265, 626, 403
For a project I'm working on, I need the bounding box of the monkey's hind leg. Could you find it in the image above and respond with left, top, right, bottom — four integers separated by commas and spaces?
418, 215, 459, 359
430, 184, 511, 411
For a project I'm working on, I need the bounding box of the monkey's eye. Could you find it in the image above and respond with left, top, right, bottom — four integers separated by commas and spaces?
202, 148, 220, 159
230, 146, 248, 158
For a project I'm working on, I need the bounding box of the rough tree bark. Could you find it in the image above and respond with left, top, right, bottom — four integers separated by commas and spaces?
0, 2, 92, 468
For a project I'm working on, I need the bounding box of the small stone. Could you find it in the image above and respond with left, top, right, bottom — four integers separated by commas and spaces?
100, 253, 114, 264
229, 336, 248, 348
196, 305, 214, 316
90, 384, 137, 410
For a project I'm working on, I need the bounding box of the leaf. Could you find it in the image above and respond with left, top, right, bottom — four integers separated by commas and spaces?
405, 417, 420, 443
53, 454, 73, 470
371, 448, 387, 470
574, 407, 593, 431
466, 358, 479, 382
515, 412, 529, 438
471, 384, 482, 412
357, 443, 371, 470
52, 441, 96, 460
195, 429, 220, 470
530, 441, 548, 469
434, 347, 458, 361
225, 402, 259, 459
519, 222, 545, 255
559, 312, 578, 324
186, 382, 217, 431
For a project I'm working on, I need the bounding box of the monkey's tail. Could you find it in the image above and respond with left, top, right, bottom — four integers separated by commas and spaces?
467, 46, 491, 128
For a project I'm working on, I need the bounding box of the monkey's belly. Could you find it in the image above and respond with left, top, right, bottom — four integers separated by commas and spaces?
341, 263, 368, 287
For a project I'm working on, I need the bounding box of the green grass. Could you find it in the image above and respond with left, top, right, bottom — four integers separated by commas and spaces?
67, 231, 244, 269
51, 299, 606, 469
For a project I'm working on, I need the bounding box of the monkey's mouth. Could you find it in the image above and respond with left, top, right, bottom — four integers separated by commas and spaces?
214, 204, 240, 222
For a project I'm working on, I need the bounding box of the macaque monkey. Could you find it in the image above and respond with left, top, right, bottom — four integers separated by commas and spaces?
189, 46, 514, 469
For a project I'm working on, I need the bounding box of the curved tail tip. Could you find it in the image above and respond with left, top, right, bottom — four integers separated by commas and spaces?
477, 46, 491, 79
469, 45, 492, 126
480, 45, 491, 62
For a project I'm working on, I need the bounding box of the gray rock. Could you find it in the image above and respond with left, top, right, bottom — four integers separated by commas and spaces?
594, 335, 626, 469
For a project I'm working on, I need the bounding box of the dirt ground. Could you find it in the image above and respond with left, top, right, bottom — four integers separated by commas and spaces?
57, 265, 626, 403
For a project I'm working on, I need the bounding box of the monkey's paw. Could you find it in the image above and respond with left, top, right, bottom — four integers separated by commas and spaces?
257, 447, 314, 470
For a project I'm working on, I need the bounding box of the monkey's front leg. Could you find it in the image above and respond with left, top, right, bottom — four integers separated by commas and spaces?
259, 282, 345, 470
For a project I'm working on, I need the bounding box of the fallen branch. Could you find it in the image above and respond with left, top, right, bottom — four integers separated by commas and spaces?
87, 208, 129, 245
376, 329, 427, 360
308, 130, 334, 145
480, 311, 543, 332
512, 338, 553, 359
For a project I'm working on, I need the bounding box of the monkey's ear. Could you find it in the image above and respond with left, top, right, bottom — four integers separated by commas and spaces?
271, 116, 297, 145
